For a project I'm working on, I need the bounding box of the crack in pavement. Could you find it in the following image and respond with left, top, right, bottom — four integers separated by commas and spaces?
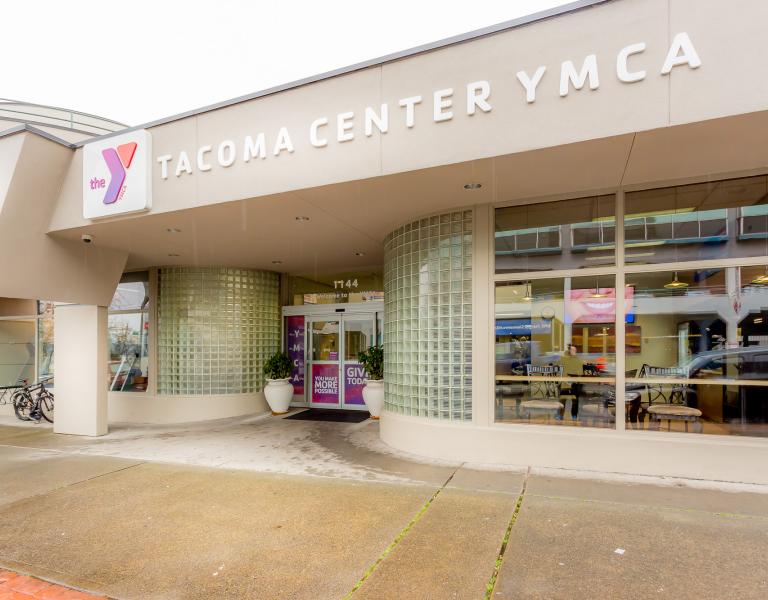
485, 466, 531, 599
343, 465, 463, 598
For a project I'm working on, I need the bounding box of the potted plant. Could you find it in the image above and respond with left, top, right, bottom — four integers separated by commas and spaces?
263, 351, 294, 415
358, 344, 384, 419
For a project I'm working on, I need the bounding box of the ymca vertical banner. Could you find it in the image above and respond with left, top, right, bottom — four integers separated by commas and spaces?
286, 316, 305, 395
311, 363, 339, 404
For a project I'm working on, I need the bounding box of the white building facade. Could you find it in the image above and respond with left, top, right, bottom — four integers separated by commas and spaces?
2, 0, 768, 483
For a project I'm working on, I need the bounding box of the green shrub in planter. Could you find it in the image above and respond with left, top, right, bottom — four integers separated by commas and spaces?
358, 345, 384, 380
264, 351, 293, 380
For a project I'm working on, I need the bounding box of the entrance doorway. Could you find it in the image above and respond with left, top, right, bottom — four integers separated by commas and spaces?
283, 303, 383, 410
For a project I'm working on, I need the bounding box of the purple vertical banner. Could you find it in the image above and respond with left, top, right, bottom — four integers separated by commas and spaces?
344, 363, 366, 405
312, 364, 339, 404
286, 316, 305, 396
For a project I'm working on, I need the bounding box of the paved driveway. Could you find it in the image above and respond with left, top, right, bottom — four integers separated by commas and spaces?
0, 416, 766, 599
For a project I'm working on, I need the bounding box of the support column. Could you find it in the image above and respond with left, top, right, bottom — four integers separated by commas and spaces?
472, 204, 493, 427
53, 304, 108, 436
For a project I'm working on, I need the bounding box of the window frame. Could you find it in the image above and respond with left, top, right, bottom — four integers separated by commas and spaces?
107, 268, 157, 396
490, 170, 768, 436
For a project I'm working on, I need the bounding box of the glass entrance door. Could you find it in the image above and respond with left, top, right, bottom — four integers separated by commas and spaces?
342, 316, 374, 408
306, 314, 376, 410
309, 319, 341, 407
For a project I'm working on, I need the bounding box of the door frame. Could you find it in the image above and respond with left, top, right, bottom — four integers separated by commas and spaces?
282, 303, 384, 410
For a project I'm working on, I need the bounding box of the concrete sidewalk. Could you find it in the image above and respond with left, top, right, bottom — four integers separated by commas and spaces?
0, 419, 767, 599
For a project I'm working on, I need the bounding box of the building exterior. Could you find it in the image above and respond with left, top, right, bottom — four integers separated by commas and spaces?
1, 0, 768, 483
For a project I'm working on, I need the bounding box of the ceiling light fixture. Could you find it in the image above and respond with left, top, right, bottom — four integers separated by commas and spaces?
522, 282, 534, 302
590, 276, 608, 298
353, 251, 366, 257
295, 216, 310, 222
664, 272, 689, 289
165, 227, 182, 233
168, 253, 180, 257
271, 260, 283, 265
463, 183, 482, 190
751, 268, 768, 285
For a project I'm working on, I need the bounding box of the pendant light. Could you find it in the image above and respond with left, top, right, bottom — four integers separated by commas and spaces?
751, 267, 768, 285
522, 282, 533, 302
664, 271, 689, 289
590, 277, 607, 298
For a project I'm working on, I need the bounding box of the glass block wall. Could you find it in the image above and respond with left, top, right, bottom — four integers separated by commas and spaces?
157, 267, 280, 395
383, 210, 473, 420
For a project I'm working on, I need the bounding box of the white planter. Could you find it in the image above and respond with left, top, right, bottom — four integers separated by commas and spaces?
264, 378, 294, 415
362, 379, 384, 419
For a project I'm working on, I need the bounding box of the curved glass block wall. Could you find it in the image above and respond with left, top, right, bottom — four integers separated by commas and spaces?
383, 210, 473, 420
157, 267, 280, 395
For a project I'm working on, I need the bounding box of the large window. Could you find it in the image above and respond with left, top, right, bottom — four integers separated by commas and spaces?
495, 276, 616, 428
0, 298, 43, 387
0, 319, 36, 386
494, 174, 768, 438
625, 175, 768, 265
37, 301, 54, 379
495, 195, 615, 273
625, 266, 768, 435
108, 272, 150, 392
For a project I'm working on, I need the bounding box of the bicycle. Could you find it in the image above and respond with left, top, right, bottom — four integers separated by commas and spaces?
1, 378, 28, 408
11, 377, 54, 423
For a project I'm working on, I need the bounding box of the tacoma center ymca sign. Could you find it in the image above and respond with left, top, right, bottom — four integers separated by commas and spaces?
156, 33, 701, 180
83, 32, 701, 218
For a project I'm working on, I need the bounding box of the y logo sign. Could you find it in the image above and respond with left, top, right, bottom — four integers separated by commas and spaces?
83, 130, 152, 219
101, 142, 137, 204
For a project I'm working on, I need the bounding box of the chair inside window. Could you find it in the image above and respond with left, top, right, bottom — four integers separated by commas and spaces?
638, 363, 702, 431
638, 364, 688, 405
520, 364, 564, 421
525, 364, 563, 399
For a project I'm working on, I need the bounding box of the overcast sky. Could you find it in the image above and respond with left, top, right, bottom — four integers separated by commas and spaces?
2, 0, 571, 126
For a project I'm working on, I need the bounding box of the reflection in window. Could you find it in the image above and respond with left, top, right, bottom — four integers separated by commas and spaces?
344, 319, 373, 361
625, 175, 768, 265
108, 272, 150, 392
312, 321, 339, 361
494, 276, 618, 428
495, 195, 615, 274
108, 313, 149, 392
0, 319, 35, 386
37, 301, 54, 379
625, 266, 768, 435
288, 273, 384, 305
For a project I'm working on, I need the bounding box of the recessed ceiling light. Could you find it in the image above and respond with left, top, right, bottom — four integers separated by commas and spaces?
295, 216, 310, 222
166, 227, 182, 233
353, 251, 366, 257
271, 260, 283, 265
463, 183, 482, 190
168, 253, 180, 257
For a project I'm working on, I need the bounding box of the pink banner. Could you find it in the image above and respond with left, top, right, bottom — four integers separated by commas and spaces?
344, 363, 366, 405
311, 363, 339, 404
